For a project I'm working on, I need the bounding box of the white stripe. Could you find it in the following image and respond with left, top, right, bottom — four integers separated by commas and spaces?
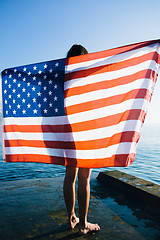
65, 78, 154, 107
4, 115, 69, 126
65, 43, 160, 73
5, 141, 137, 159
4, 119, 142, 141
64, 59, 159, 90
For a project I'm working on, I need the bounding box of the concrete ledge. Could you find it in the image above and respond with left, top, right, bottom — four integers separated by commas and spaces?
97, 170, 160, 214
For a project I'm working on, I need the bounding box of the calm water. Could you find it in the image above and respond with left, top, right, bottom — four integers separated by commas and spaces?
0, 124, 160, 185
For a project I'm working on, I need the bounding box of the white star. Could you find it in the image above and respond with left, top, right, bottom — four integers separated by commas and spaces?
38, 103, 41, 108
49, 91, 52, 95
9, 105, 11, 109
4, 89, 7, 94
12, 89, 16, 93
13, 110, 16, 114
54, 96, 58, 101
32, 98, 36, 103
5, 80, 7, 84
44, 75, 47, 79
23, 78, 26, 82
38, 70, 42, 74
49, 69, 53, 73
54, 84, 58, 89
5, 100, 7, 104
32, 86, 36, 91
55, 73, 58, 78
27, 93, 30, 97
33, 76, 36, 80
6, 110, 8, 115
23, 67, 27, 72
8, 95, 11, 99
33, 109, 38, 114
44, 109, 47, 114
22, 99, 26, 103
9, 74, 12, 78
55, 108, 58, 113
13, 79, 16, 83
49, 80, 52, 84
44, 64, 48, 69
38, 81, 42, 86
27, 82, 30, 86
13, 99, 16, 104
14, 69, 17, 72
8, 84, 11, 88
55, 62, 59, 67
43, 86, 47, 91
17, 83, 21, 87
17, 94, 21, 98
43, 97, 47, 102
49, 103, 52, 107
5, 71, 8, 74
28, 71, 31, 76
17, 104, 21, 109
37, 92, 41, 97
27, 104, 31, 108
33, 66, 37, 70
22, 110, 26, 114
18, 73, 21, 77
22, 88, 26, 92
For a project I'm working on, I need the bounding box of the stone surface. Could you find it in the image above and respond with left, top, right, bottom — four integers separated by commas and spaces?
0, 171, 160, 240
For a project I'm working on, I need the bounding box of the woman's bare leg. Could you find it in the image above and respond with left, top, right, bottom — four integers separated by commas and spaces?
78, 168, 100, 235
63, 166, 79, 229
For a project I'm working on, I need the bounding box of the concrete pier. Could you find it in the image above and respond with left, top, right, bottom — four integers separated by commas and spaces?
97, 170, 160, 215
0, 171, 160, 240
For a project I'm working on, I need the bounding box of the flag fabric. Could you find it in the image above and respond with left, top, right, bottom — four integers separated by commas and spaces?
2, 39, 160, 168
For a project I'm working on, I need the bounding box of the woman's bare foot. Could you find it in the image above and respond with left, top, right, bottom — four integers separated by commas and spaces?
68, 213, 79, 229
79, 222, 100, 235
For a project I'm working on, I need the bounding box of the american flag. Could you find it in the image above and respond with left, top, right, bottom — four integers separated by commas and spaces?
2, 40, 160, 168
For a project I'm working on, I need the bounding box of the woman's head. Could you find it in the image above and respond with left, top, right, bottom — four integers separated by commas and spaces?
67, 44, 88, 58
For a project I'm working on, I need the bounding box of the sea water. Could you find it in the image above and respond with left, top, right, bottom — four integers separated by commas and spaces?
0, 124, 159, 185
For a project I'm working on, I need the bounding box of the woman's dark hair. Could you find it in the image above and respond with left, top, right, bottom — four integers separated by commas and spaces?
67, 44, 88, 58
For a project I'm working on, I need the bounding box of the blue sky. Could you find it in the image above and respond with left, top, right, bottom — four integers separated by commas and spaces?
0, 0, 160, 124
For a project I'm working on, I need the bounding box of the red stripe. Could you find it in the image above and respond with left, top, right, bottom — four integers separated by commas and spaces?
5, 153, 136, 168
4, 124, 72, 133
4, 131, 141, 150
65, 51, 159, 82
5, 154, 65, 165
65, 69, 157, 97
65, 153, 136, 168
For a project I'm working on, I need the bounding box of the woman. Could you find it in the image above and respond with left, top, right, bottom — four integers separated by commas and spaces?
63, 44, 100, 235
